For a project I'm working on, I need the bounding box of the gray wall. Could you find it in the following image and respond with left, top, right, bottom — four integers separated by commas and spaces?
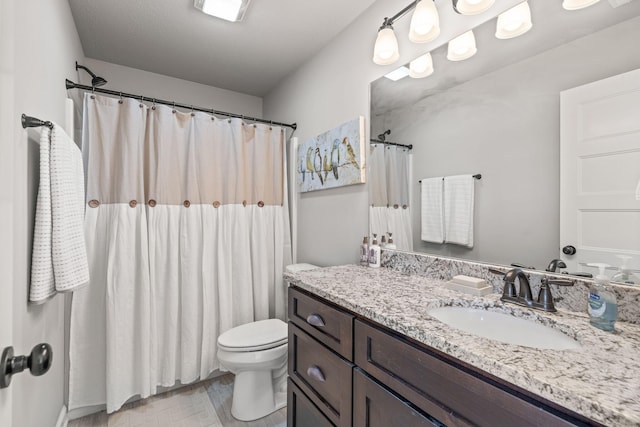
6, 0, 85, 426
374, 16, 640, 270
263, 1, 521, 267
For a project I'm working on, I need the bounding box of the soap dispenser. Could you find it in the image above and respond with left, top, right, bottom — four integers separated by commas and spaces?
586, 263, 618, 332
368, 234, 381, 268
385, 232, 396, 250
611, 255, 640, 286
360, 237, 369, 266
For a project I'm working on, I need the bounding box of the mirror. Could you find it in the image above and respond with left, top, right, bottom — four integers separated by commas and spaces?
370, 2, 640, 281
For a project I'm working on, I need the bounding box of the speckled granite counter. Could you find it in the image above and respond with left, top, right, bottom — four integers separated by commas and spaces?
285, 264, 640, 426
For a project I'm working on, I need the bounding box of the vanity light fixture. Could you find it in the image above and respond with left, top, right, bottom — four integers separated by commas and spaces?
562, 0, 601, 10
495, 1, 532, 39
452, 0, 496, 15
409, 0, 441, 43
193, 0, 251, 22
409, 52, 434, 78
447, 30, 477, 61
384, 66, 411, 81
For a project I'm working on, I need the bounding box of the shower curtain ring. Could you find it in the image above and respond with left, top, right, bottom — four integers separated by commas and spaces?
270, 120, 273, 130
118, 92, 123, 104
191, 105, 195, 117
151, 98, 156, 110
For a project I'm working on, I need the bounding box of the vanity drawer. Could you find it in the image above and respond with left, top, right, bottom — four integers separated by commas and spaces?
354, 320, 580, 427
289, 322, 353, 427
288, 287, 354, 360
353, 368, 444, 427
287, 377, 334, 427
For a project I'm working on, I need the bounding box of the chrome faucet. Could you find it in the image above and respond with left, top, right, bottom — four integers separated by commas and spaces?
502, 268, 533, 305
546, 259, 567, 273
491, 268, 574, 312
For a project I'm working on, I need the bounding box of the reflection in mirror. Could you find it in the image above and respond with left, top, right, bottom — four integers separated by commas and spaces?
370, 2, 640, 282
369, 130, 413, 251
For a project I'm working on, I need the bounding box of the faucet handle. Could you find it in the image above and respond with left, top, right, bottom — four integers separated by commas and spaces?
543, 277, 574, 287
536, 276, 575, 312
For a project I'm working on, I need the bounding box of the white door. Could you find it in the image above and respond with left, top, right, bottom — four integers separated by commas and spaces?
560, 68, 640, 275
0, 0, 15, 423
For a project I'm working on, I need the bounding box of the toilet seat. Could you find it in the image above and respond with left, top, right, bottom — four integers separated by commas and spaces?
218, 318, 287, 352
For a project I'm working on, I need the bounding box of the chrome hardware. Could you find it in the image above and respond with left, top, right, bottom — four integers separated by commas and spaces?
306, 314, 325, 327
1, 343, 52, 389
491, 268, 575, 313
306, 365, 326, 382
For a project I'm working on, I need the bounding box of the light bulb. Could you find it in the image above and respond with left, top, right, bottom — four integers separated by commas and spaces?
373, 26, 400, 65
495, 1, 532, 40
409, 0, 441, 43
447, 30, 477, 61
409, 53, 434, 78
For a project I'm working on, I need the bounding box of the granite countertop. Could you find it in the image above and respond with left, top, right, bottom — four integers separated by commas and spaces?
285, 264, 640, 427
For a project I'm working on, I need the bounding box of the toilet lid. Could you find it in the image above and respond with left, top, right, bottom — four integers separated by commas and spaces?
218, 319, 288, 352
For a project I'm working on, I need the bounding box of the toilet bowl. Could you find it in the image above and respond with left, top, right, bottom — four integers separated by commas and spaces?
217, 318, 288, 421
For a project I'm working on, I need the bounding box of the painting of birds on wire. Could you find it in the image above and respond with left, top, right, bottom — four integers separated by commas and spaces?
297, 116, 366, 192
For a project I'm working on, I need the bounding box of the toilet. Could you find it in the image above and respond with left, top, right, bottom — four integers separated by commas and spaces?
217, 263, 318, 421
217, 318, 289, 421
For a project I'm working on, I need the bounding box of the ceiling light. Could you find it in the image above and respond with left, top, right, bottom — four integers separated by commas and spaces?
562, 0, 601, 10
409, 0, 441, 43
384, 66, 411, 81
452, 0, 495, 15
447, 30, 477, 61
495, 1, 532, 39
409, 53, 434, 78
373, 23, 400, 65
194, 0, 251, 22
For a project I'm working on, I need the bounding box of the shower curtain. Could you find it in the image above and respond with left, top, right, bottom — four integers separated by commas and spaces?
69, 93, 292, 413
369, 143, 413, 251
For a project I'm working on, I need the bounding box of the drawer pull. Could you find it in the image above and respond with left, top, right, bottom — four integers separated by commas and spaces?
306, 365, 326, 382
306, 313, 326, 327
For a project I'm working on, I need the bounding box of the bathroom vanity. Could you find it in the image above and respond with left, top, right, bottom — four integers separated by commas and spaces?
285, 264, 640, 426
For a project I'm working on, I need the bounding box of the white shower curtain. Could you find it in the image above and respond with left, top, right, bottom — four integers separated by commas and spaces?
369, 143, 413, 251
69, 93, 292, 413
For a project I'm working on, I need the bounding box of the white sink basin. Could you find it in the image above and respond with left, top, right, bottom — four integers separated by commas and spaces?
427, 307, 581, 350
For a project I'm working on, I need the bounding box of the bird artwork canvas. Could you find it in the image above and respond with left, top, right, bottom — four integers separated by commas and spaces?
297, 116, 366, 192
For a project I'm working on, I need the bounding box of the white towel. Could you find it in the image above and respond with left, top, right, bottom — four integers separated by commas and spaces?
30, 128, 56, 303
444, 175, 474, 248
420, 177, 444, 243
30, 123, 89, 303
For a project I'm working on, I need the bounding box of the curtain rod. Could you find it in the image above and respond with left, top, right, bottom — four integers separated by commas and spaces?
21, 114, 53, 129
418, 174, 482, 183
64, 79, 297, 130
370, 139, 413, 150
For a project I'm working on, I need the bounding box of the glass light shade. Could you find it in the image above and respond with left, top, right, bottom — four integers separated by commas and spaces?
409, 53, 434, 78
452, 0, 495, 15
447, 30, 477, 61
373, 26, 400, 65
495, 1, 532, 39
409, 0, 441, 43
193, 0, 250, 22
562, 0, 601, 10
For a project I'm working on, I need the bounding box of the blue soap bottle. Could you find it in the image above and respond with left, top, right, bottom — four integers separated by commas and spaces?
587, 263, 618, 332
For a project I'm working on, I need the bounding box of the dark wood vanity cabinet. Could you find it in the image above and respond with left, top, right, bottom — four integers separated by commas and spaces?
288, 286, 593, 427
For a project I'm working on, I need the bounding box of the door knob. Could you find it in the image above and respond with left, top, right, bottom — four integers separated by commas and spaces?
562, 245, 577, 255
0, 343, 52, 389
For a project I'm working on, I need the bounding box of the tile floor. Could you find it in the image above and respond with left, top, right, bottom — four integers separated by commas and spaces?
68, 374, 287, 427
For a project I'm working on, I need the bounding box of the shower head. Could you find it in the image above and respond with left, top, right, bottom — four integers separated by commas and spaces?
377, 129, 391, 141
75, 61, 107, 87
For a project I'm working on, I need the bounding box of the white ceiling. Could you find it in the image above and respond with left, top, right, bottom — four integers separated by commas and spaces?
68, 0, 376, 97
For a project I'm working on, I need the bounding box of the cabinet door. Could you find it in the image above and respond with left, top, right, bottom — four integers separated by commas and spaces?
288, 378, 334, 427
354, 369, 442, 427
289, 323, 353, 427
289, 287, 354, 360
